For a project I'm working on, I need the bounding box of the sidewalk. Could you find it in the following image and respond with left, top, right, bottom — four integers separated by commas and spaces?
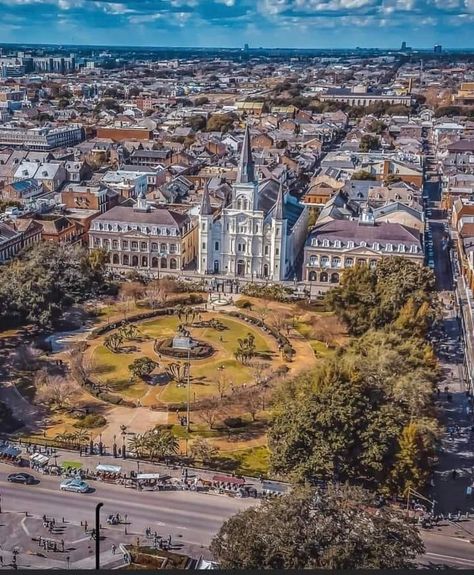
20, 443, 267, 491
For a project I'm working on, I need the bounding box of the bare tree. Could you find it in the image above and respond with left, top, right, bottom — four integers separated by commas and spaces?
216, 372, 229, 399
256, 301, 270, 324
145, 278, 176, 309
35, 373, 78, 410
310, 315, 344, 348
270, 311, 293, 336
200, 400, 219, 430
14, 344, 41, 372
251, 361, 270, 385
244, 392, 260, 422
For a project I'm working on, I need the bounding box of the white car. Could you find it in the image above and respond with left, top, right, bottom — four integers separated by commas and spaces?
60, 479, 90, 493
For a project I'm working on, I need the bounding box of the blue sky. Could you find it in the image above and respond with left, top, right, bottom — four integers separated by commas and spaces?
1, 0, 473, 49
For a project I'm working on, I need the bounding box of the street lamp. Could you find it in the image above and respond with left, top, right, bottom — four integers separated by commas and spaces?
95, 502, 104, 570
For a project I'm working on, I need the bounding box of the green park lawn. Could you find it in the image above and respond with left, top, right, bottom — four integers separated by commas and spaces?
90, 313, 277, 404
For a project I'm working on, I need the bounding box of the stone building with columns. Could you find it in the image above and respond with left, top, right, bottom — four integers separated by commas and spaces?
303, 206, 424, 294
197, 125, 308, 281
88, 192, 197, 275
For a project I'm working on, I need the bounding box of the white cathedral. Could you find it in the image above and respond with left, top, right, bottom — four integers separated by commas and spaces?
198, 125, 308, 281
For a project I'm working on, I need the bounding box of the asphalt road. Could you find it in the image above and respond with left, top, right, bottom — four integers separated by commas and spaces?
0, 466, 256, 548
422, 530, 474, 569
2, 467, 474, 568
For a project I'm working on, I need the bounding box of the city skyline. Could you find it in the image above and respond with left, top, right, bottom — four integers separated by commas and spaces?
1, 0, 474, 50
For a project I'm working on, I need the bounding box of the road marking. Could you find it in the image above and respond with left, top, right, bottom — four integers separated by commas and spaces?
425, 552, 474, 566
71, 536, 91, 544
20, 516, 30, 536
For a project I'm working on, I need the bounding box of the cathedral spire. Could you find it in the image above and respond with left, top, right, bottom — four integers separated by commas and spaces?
236, 124, 255, 184
274, 179, 284, 220
200, 179, 212, 216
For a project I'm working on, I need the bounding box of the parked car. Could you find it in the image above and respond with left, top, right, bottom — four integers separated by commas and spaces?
60, 479, 90, 493
7, 472, 36, 485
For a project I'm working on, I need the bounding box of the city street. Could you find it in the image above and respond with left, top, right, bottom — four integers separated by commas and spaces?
0, 464, 255, 568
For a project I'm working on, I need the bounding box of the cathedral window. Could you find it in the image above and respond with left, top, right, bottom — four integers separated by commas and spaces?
215, 241, 219, 251
275, 248, 279, 256
264, 245, 269, 255
202, 242, 206, 249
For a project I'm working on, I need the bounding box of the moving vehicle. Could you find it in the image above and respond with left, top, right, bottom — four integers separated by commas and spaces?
7, 472, 36, 485
60, 478, 90, 493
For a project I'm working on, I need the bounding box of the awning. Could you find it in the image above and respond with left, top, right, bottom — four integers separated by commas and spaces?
0, 445, 21, 457
30, 453, 49, 466
212, 474, 245, 486
262, 481, 288, 493
137, 473, 161, 480
96, 464, 122, 473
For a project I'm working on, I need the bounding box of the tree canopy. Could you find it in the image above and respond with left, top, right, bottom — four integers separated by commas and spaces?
268, 330, 439, 494
210, 484, 424, 569
325, 257, 436, 336
0, 243, 108, 328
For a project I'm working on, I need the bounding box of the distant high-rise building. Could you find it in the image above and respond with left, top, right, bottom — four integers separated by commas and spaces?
244, 43, 249, 51
434, 44, 442, 53
401, 41, 407, 50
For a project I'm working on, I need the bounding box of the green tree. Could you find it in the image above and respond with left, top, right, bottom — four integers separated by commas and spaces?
389, 421, 438, 495
351, 170, 376, 181
205, 113, 236, 133
360, 134, 380, 152
128, 357, 158, 381
210, 484, 424, 569
104, 332, 123, 353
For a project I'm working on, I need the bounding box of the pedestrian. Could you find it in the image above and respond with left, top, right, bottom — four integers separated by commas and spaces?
168, 534, 171, 545
61, 539, 64, 552
112, 544, 116, 555
0, 555, 3, 565
452, 469, 457, 480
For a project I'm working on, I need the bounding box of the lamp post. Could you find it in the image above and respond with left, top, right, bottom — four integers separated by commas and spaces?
183, 343, 192, 457
95, 502, 104, 570
120, 425, 127, 460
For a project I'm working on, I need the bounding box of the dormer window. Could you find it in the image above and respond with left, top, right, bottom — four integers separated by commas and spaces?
347, 240, 354, 249
312, 238, 318, 247
334, 240, 341, 248
360, 241, 366, 247
398, 244, 405, 252
386, 243, 393, 252
373, 242, 380, 251
322, 239, 329, 247
410, 245, 417, 253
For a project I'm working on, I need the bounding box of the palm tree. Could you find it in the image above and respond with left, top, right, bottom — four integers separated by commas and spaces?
73, 429, 89, 445
55, 431, 76, 446
128, 433, 147, 458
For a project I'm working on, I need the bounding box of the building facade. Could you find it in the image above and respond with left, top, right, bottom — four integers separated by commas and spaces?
198, 125, 308, 281
0, 125, 84, 150
89, 194, 197, 275
303, 207, 424, 294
